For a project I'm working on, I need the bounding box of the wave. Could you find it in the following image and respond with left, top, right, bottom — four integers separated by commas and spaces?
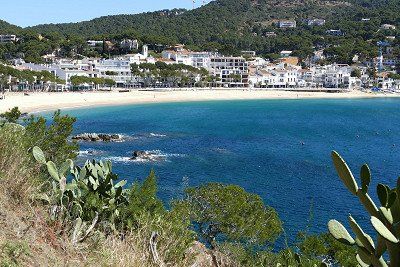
149, 133, 167, 137
102, 156, 132, 164
78, 149, 104, 156
103, 150, 186, 164
130, 132, 168, 140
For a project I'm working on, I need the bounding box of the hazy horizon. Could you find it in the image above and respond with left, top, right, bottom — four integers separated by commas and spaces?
1, 0, 208, 27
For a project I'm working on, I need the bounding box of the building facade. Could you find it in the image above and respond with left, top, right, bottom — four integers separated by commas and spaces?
209, 57, 249, 87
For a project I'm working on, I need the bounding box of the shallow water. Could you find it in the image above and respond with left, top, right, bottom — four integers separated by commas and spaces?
46, 98, 400, 243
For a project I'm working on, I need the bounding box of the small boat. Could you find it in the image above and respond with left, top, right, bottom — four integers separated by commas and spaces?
118, 89, 130, 93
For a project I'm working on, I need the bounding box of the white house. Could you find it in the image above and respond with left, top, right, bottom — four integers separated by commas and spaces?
381, 24, 396, 30
0, 35, 17, 43
87, 40, 103, 47
278, 20, 296, 28
162, 45, 213, 69
120, 39, 139, 51
306, 19, 326, 26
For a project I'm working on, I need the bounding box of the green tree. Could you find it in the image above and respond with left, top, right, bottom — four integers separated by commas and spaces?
120, 170, 165, 229
178, 183, 282, 249
351, 69, 362, 78
0, 107, 22, 123
104, 78, 116, 89
24, 110, 78, 164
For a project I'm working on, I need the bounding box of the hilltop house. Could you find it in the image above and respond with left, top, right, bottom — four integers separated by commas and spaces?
380, 24, 396, 30
278, 20, 296, 28
306, 19, 326, 26
0, 34, 17, 43
326, 29, 344, 36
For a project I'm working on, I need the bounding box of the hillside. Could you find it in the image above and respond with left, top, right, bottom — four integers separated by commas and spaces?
0, 20, 21, 34
0, 0, 399, 63
28, 0, 399, 40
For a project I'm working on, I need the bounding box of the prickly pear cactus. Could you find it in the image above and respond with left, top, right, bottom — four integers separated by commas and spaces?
328, 151, 400, 267
32, 146, 128, 234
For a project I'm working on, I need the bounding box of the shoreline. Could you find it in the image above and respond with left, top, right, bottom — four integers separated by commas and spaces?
0, 89, 399, 113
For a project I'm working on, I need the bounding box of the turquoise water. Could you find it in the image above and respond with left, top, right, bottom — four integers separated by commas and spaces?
53, 98, 400, 242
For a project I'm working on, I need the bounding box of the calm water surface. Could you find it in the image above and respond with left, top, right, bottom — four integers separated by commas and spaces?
46, 98, 400, 243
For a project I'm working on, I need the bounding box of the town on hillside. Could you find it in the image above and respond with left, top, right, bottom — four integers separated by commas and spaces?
0, 23, 399, 94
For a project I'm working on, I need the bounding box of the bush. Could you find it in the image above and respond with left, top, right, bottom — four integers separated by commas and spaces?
24, 110, 78, 165
177, 183, 282, 250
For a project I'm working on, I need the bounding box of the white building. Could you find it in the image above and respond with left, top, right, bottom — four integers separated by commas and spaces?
93, 59, 132, 86
321, 64, 352, 88
326, 30, 344, 36
87, 40, 103, 47
265, 32, 277, 37
120, 45, 152, 65
381, 24, 396, 30
120, 39, 139, 51
376, 77, 400, 91
249, 64, 299, 88
278, 20, 297, 28
161, 45, 213, 68
0, 35, 17, 43
209, 57, 249, 88
18, 62, 91, 85
306, 19, 326, 26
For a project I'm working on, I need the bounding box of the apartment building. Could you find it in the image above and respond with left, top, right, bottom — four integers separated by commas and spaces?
321, 64, 352, 88
93, 59, 132, 86
209, 57, 249, 88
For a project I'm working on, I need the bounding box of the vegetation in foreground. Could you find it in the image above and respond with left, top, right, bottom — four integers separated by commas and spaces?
4, 106, 398, 266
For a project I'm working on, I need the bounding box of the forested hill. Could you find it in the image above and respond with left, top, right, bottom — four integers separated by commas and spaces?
0, 20, 21, 34
28, 0, 399, 39
1, 0, 399, 63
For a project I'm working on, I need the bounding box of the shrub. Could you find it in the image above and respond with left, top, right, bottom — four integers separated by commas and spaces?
178, 183, 282, 250
24, 110, 78, 165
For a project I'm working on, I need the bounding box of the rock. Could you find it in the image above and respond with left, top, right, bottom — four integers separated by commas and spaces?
72, 133, 123, 142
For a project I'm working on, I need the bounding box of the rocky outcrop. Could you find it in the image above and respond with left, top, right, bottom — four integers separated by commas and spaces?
72, 133, 123, 142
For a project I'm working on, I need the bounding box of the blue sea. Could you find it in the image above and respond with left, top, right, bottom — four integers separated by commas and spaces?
47, 98, 400, 243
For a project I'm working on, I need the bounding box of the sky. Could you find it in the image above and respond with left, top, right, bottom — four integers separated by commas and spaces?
0, 0, 199, 27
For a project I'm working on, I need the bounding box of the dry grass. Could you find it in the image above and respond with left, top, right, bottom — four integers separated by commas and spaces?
0, 123, 84, 266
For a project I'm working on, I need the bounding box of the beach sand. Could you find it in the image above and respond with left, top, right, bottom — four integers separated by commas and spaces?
0, 89, 397, 113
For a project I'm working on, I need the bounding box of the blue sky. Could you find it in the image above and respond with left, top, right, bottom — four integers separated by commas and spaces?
1, 0, 200, 27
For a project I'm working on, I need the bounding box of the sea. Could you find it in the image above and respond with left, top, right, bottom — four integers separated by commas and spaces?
44, 98, 400, 244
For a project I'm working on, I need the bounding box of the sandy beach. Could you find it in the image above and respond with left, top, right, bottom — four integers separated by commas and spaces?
0, 89, 398, 113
